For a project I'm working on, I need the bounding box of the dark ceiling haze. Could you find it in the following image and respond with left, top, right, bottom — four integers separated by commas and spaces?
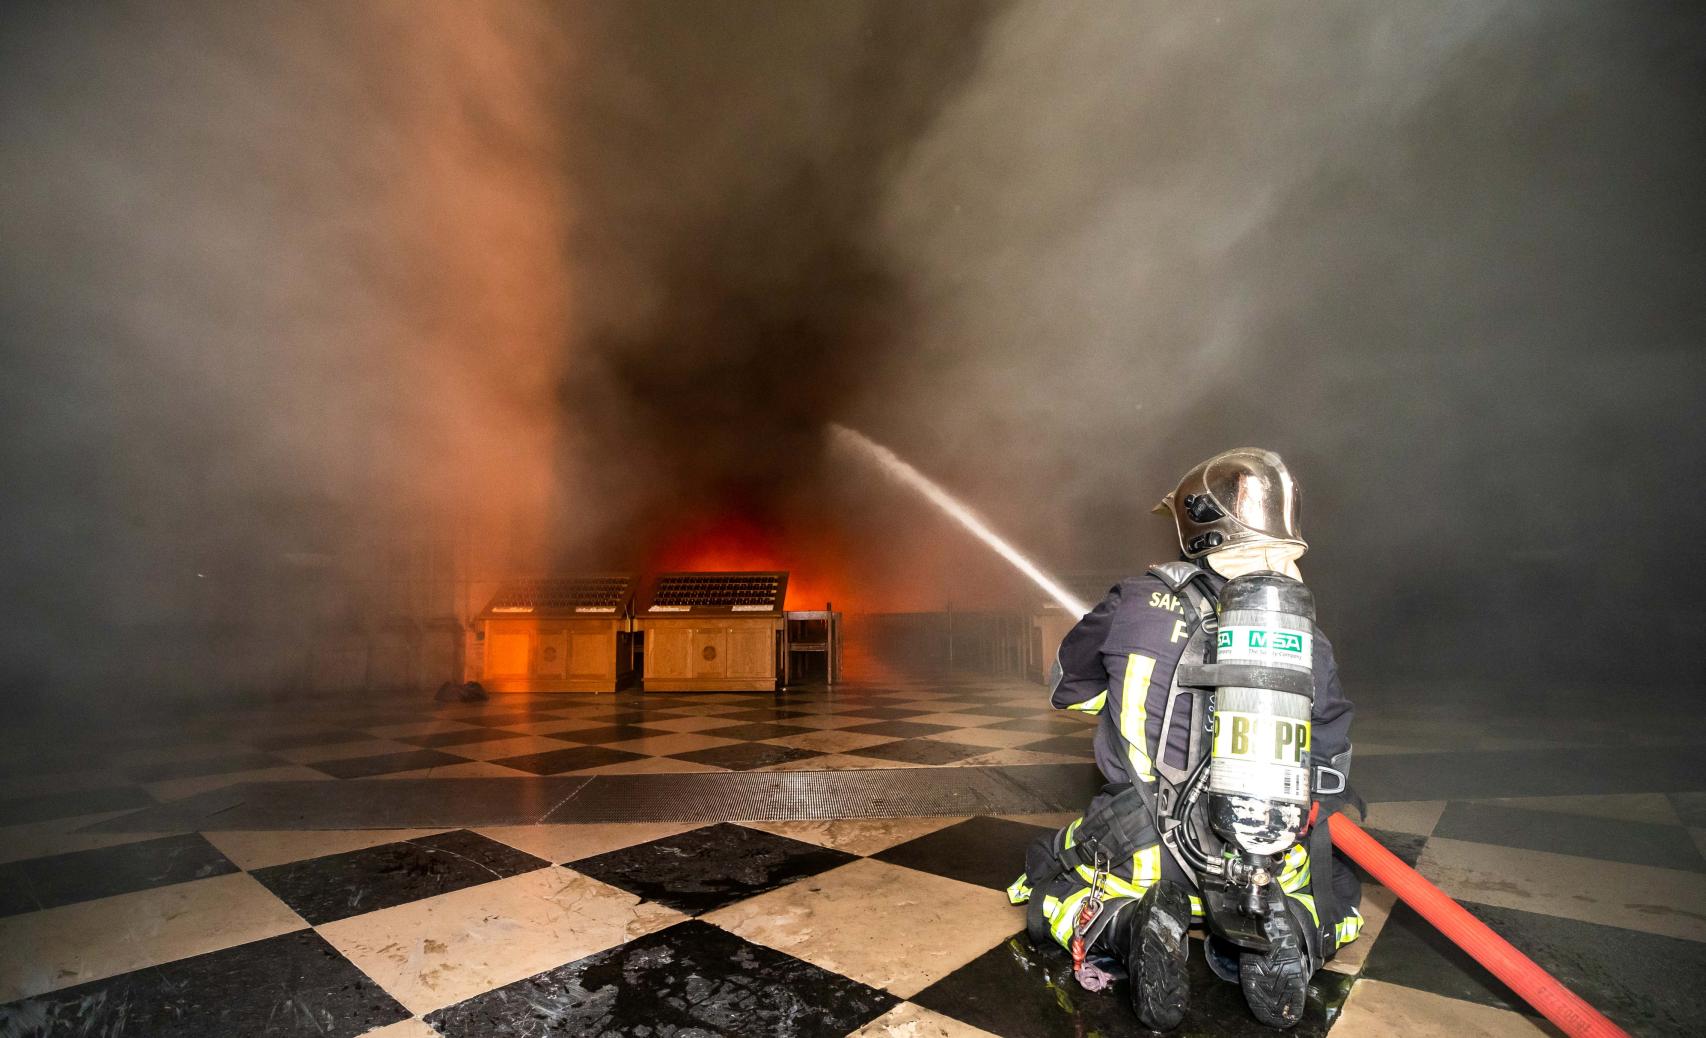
546, 0, 1002, 570
1, 1, 1702, 711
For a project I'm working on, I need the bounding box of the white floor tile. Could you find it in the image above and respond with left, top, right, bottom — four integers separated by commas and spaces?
316, 866, 684, 1015
705, 858, 1024, 998
0, 873, 303, 1002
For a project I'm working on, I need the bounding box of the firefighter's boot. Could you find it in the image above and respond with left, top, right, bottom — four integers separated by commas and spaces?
1238, 892, 1322, 1030
1120, 880, 1191, 1030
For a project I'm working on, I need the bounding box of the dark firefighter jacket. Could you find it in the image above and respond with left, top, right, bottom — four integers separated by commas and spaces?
1050, 569, 1353, 791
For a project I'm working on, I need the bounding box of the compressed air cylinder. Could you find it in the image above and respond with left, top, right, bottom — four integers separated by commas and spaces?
1207, 572, 1316, 856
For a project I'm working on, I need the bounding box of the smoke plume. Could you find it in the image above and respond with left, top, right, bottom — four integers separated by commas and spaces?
2, 1, 1701, 709
856, 1, 1706, 682
1, 2, 574, 705
543, 0, 1002, 611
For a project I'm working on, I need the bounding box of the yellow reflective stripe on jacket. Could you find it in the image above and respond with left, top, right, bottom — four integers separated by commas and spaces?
1286, 891, 1319, 926
1121, 653, 1157, 782
1278, 844, 1311, 894
1007, 874, 1032, 905
1335, 907, 1365, 945
1134, 845, 1162, 888
1048, 888, 1090, 946
1067, 690, 1109, 715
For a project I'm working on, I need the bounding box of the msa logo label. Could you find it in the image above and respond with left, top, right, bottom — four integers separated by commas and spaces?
1246, 629, 1302, 653
1218, 625, 1311, 665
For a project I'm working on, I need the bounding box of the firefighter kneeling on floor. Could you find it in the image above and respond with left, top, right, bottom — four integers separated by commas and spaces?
1007, 448, 1364, 1030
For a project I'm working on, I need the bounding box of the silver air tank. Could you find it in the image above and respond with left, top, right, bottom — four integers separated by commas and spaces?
1206, 572, 1316, 858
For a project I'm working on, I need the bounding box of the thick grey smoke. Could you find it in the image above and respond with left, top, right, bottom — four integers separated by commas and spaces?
856, 1, 1706, 683
1, 2, 575, 708
2, 1, 1700, 710
544, 0, 999, 586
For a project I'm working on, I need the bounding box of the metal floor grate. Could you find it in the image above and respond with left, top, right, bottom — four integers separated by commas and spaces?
89, 765, 1104, 832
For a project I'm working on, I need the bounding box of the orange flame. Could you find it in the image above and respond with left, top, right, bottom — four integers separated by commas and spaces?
647, 510, 852, 611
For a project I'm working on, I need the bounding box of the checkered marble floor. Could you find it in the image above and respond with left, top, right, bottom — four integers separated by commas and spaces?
0, 680, 1097, 806
2, 678, 1703, 1035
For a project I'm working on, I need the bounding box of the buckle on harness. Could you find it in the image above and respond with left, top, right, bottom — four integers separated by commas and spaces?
1313, 765, 1347, 796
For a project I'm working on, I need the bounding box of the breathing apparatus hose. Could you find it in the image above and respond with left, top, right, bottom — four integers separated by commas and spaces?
1327, 814, 1630, 1038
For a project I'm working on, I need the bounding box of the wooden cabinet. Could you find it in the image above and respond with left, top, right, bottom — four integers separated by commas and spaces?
477, 576, 635, 693
637, 571, 789, 693
640, 618, 783, 692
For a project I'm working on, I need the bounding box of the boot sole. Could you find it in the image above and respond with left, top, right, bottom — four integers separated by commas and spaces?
1238, 912, 1309, 1029
1130, 884, 1191, 1030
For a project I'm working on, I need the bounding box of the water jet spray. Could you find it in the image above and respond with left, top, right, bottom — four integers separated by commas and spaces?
828, 423, 1088, 616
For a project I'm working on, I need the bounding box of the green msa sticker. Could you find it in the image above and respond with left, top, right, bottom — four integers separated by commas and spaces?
1217, 625, 1311, 667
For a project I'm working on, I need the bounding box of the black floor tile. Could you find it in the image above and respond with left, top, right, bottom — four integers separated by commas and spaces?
712, 707, 814, 722
340, 710, 433, 728
0, 785, 154, 826
0, 929, 409, 1037
489, 746, 646, 775
247, 729, 375, 751
548, 724, 668, 745
985, 716, 1092, 735
308, 748, 468, 779
875, 816, 1053, 890
699, 721, 815, 741
812, 699, 900, 714
0, 879, 35, 917
567, 821, 855, 914
123, 751, 287, 782
249, 829, 549, 924
402, 727, 534, 748
632, 695, 706, 707
847, 739, 992, 766
841, 719, 955, 739
426, 919, 894, 1036
460, 711, 561, 728
808, 699, 907, 717
913, 932, 1352, 1038
969, 704, 1056, 718
0, 833, 238, 916
838, 706, 936, 721
596, 710, 680, 726
1434, 800, 1705, 871
668, 742, 823, 771
1359, 898, 1706, 1038
1669, 791, 1706, 826
1013, 733, 1097, 757
656, 692, 765, 704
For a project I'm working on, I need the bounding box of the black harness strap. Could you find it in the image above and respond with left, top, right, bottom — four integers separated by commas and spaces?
1148, 565, 1219, 880
1306, 786, 1366, 948
1026, 879, 1053, 945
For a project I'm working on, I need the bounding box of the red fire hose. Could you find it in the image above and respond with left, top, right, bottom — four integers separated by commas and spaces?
1328, 813, 1629, 1038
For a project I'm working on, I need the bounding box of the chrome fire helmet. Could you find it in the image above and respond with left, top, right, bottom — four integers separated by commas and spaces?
1154, 447, 1307, 559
